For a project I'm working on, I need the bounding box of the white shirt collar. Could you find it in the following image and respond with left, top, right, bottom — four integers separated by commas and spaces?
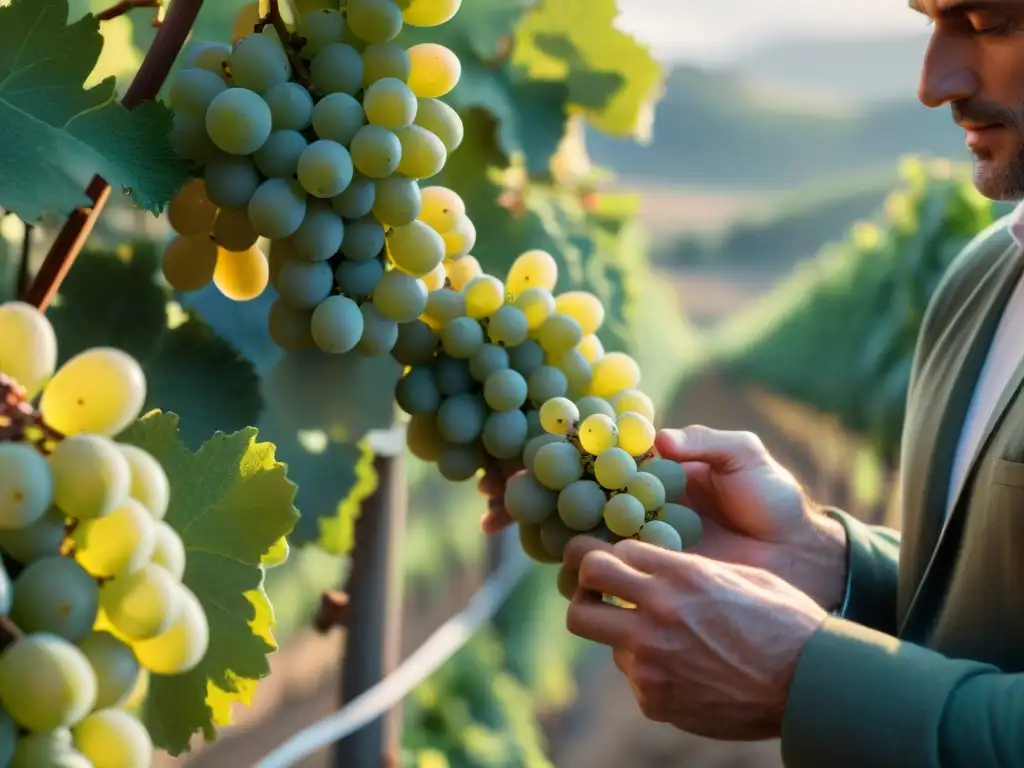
1010, 202, 1024, 248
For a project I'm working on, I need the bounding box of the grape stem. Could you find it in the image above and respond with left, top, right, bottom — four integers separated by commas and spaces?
20, 0, 207, 312
258, 0, 312, 88
0, 616, 22, 652
94, 0, 162, 22
16, 223, 32, 297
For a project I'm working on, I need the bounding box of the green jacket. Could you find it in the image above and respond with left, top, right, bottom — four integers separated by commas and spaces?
782, 213, 1024, 767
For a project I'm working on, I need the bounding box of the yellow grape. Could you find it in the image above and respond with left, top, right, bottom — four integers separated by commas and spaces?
578, 414, 617, 454
161, 234, 218, 293
166, 179, 217, 236
131, 583, 209, 674
539, 396, 578, 435
554, 290, 604, 335
48, 435, 131, 521
117, 444, 170, 521
577, 333, 604, 363
443, 216, 476, 258
211, 207, 259, 252
419, 186, 465, 234
536, 313, 582, 356
617, 411, 655, 456
588, 351, 641, 399
100, 563, 180, 641
612, 389, 655, 422
73, 709, 153, 768
232, 2, 260, 42
396, 125, 447, 179
40, 349, 146, 437
0, 634, 97, 731
0, 301, 57, 399
213, 245, 269, 301
462, 275, 504, 319
402, 0, 462, 26
512, 287, 555, 331
151, 520, 186, 580
407, 43, 461, 98
346, 0, 404, 44
445, 255, 481, 290
73, 499, 156, 578
421, 261, 447, 291
507, 249, 558, 295
388, 220, 445, 277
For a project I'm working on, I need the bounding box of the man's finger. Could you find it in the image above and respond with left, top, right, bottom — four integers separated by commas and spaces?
576, 549, 653, 605
562, 535, 616, 571
479, 503, 513, 534
566, 592, 636, 646
655, 425, 767, 473
612, 646, 634, 675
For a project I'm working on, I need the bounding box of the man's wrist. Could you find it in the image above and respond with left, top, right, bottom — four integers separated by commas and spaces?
790, 504, 850, 611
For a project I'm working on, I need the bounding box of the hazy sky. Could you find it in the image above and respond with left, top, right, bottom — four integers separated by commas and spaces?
616, 0, 931, 63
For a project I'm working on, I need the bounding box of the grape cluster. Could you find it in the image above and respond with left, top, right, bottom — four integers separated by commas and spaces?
163, 0, 467, 356
0, 302, 209, 767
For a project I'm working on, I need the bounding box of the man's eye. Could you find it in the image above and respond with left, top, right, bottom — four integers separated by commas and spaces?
967, 12, 1012, 33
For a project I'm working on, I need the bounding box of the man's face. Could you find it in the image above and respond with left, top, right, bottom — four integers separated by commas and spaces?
915, 0, 1024, 200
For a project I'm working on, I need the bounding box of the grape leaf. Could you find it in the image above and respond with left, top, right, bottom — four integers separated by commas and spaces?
0, 0, 189, 222
119, 411, 300, 754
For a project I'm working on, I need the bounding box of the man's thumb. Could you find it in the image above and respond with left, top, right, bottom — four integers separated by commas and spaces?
655, 425, 766, 471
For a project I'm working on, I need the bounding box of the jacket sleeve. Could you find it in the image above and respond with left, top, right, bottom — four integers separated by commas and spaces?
821, 507, 901, 635
781, 617, 1019, 767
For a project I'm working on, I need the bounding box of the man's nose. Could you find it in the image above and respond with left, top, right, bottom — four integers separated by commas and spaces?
918, 37, 978, 108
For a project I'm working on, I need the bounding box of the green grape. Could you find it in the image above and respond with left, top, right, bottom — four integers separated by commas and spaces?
249, 179, 306, 239
554, 290, 604, 335
336, 256, 384, 297
387, 216, 448, 276
230, 33, 291, 92
402, 0, 461, 26
310, 43, 364, 95
523, 433, 562, 469
540, 514, 576, 559
527, 365, 568, 406
11, 556, 99, 642
418, 186, 464, 233
363, 77, 417, 130
0, 710, 12, 767
579, 414, 617, 454
433, 355, 474, 395
556, 564, 579, 600
436, 394, 486, 444
396, 366, 440, 414
264, 82, 314, 130
444, 253, 480, 290
252, 129, 308, 179
310, 295, 364, 354
507, 249, 558, 295
297, 140, 354, 198
43, 348, 146, 437
440, 316, 485, 358
617, 411, 656, 456
553, 348, 592, 399
340, 215, 386, 261
421, 262, 446, 291
655, 503, 702, 548
482, 410, 528, 459
298, 8, 346, 56
356, 303, 399, 355
502, 471, 557, 525
437, 442, 486, 482
526, 409, 544, 437
210, 208, 258, 253
49, 435, 130, 520
77, 631, 141, 710
603, 493, 645, 537
291, 202, 344, 262
73, 708, 153, 768
539, 396, 578, 435
391, 319, 439, 365
373, 175, 422, 227
508, 338, 545, 378
486, 305, 527, 348
468, 344, 508, 382
347, 0, 403, 42
311, 92, 366, 145
268, 300, 315, 350
0, 634, 97, 731
537, 312, 582, 356
407, 43, 460, 98
170, 111, 217, 163
557, 479, 607, 531
576, 395, 615, 422
151, 519, 186, 580
169, 67, 227, 116
414, 98, 463, 152
442, 216, 476, 258
131, 583, 208, 674
578, 333, 604, 363
0, 505, 66, 563
462, 276, 504, 319
395, 125, 446, 179
424, 288, 465, 326
11, 728, 91, 768
113, 445, 168, 522
483, 369, 527, 411
203, 152, 260, 207
204, 88, 272, 155
362, 41, 411, 85
638, 520, 682, 551
332, 173, 376, 218
268, 236, 299, 281
186, 41, 231, 77
275, 259, 334, 309
612, 389, 655, 421
519, 522, 560, 564
626, 472, 666, 512
513, 287, 555, 331
593, 447, 637, 490
73, 498, 156, 578
0, 443, 52, 531
350, 125, 402, 178
531, 441, 583, 490
101, 563, 181, 642
406, 414, 444, 461
372, 269, 428, 322
589, 351, 641, 399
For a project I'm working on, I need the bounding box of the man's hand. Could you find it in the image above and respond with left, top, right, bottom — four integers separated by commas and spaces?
564, 536, 827, 741
477, 458, 522, 534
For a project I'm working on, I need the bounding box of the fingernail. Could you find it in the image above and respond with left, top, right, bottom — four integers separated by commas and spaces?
660, 428, 685, 447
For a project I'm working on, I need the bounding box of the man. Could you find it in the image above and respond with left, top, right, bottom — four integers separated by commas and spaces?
479, 2, 1024, 765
